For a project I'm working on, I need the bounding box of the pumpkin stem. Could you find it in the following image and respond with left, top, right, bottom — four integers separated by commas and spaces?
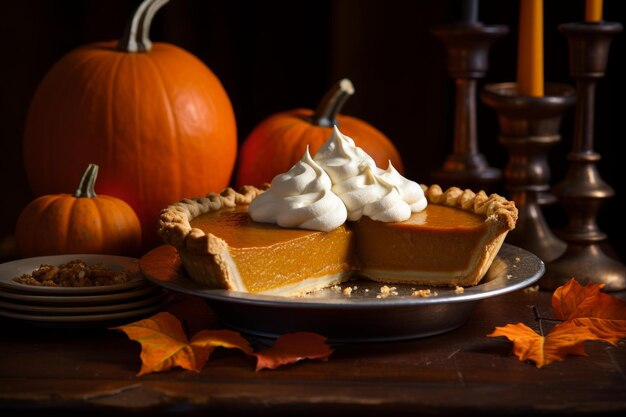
310, 78, 355, 127
75, 164, 99, 198
117, 0, 169, 52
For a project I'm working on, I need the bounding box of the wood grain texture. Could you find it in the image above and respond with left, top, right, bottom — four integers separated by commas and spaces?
1, 290, 625, 416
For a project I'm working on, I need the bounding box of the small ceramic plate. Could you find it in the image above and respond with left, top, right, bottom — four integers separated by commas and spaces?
140, 244, 545, 343
0, 290, 168, 315
0, 296, 171, 328
0, 254, 145, 295
0, 284, 161, 305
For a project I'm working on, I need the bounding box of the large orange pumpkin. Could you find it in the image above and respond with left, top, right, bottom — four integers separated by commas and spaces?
236, 78, 404, 188
16, 164, 142, 258
23, 0, 237, 251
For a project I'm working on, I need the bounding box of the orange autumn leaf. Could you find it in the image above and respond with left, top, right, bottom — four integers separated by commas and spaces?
114, 312, 209, 376
254, 332, 333, 371
114, 312, 252, 376
487, 322, 602, 368
190, 329, 254, 357
552, 278, 626, 344
488, 278, 626, 368
114, 313, 334, 375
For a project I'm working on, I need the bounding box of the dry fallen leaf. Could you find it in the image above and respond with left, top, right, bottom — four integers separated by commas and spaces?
114, 312, 333, 375
552, 278, 626, 344
487, 322, 601, 368
488, 278, 626, 368
114, 312, 213, 376
254, 332, 334, 371
114, 312, 253, 375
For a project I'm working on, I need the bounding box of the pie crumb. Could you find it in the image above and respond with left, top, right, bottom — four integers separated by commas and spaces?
523, 285, 540, 293
378, 285, 398, 298
342, 287, 352, 296
411, 289, 432, 297
454, 286, 464, 294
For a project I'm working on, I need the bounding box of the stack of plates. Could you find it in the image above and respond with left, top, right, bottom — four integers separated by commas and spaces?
0, 254, 171, 328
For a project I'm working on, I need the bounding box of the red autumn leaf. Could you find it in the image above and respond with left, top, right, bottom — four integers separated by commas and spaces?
254, 332, 334, 371
487, 322, 602, 368
552, 278, 626, 344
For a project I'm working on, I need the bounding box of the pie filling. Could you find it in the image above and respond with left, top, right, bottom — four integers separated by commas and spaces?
186, 203, 498, 295
189, 206, 355, 294
354, 204, 489, 283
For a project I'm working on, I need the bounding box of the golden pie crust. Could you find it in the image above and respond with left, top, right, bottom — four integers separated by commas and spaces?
158, 184, 517, 296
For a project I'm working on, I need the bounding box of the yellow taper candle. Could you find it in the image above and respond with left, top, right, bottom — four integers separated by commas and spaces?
585, 0, 603, 22
517, 0, 544, 97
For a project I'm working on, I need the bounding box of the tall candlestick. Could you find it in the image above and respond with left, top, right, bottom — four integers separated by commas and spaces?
541, 21, 625, 292
461, 0, 479, 24
585, 0, 603, 22
430, 22, 508, 193
517, 0, 544, 97
481, 83, 574, 263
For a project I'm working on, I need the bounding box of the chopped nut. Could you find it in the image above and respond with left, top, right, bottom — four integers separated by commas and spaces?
13, 259, 138, 287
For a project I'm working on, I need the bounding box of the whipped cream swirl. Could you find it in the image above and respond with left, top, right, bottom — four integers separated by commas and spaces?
313, 126, 376, 184
248, 148, 347, 232
332, 164, 411, 222
313, 126, 427, 220
377, 162, 428, 212
249, 126, 427, 231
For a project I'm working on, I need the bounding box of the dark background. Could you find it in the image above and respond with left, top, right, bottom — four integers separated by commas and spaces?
1, 0, 625, 263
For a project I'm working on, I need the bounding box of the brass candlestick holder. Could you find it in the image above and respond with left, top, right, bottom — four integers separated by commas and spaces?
481, 83, 575, 263
431, 22, 508, 193
541, 21, 626, 292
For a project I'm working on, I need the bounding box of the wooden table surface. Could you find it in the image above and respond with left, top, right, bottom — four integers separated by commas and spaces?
1, 287, 625, 417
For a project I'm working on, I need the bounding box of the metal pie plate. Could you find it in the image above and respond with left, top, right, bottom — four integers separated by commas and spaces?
140, 243, 544, 343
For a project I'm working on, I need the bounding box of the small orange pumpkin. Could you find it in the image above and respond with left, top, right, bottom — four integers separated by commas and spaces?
23, 0, 237, 250
236, 78, 405, 188
15, 164, 142, 258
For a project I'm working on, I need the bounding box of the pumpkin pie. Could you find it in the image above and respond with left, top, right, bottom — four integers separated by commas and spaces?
158, 184, 517, 296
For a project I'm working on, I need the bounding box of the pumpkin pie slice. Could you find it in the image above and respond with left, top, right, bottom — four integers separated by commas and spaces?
158, 184, 517, 296
354, 185, 517, 287
158, 186, 356, 296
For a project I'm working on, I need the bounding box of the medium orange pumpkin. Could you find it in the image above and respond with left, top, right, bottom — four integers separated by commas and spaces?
236, 78, 404, 188
23, 0, 237, 250
15, 164, 142, 258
